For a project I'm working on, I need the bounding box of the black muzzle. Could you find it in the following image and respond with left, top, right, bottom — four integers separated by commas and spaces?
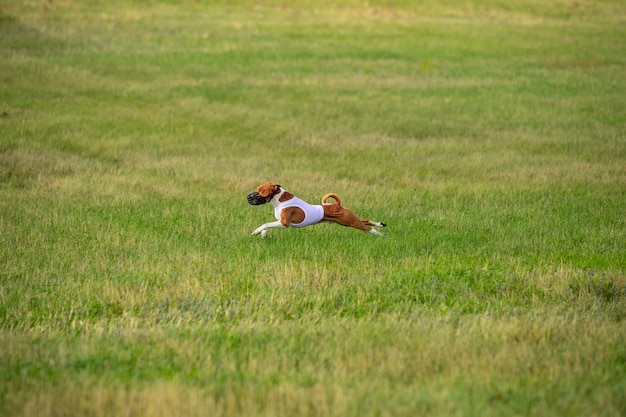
247, 192, 268, 205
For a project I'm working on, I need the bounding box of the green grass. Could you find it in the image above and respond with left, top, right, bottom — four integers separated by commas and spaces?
1, 0, 625, 416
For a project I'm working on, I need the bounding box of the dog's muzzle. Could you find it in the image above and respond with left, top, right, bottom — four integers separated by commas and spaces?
247, 192, 268, 205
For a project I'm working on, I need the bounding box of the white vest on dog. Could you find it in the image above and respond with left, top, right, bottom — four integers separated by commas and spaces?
274, 196, 324, 228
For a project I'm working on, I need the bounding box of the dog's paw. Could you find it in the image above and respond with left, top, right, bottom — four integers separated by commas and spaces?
369, 228, 385, 237
381, 222, 387, 228
252, 226, 269, 237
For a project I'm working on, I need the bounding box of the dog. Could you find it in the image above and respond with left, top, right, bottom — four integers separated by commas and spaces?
247, 182, 386, 237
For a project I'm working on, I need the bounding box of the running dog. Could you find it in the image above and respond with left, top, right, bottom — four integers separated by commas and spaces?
247, 182, 386, 238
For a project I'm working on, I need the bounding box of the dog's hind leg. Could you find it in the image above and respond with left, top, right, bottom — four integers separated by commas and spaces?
369, 228, 384, 236
361, 220, 386, 236
346, 218, 387, 236
322, 203, 387, 236
362, 220, 387, 228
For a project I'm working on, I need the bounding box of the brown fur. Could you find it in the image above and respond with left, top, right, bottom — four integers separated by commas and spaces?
321, 194, 376, 231
256, 183, 282, 202
280, 206, 305, 227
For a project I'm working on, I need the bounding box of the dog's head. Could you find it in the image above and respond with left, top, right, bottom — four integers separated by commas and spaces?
247, 183, 282, 205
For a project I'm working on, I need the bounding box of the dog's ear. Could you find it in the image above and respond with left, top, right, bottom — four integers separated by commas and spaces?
272, 184, 281, 195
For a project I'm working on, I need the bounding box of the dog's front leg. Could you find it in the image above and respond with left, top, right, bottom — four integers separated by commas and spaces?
252, 221, 285, 237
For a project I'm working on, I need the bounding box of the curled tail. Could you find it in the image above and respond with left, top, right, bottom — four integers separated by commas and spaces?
322, 193, 341, 206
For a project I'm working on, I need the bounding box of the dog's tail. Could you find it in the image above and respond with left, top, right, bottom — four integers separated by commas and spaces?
322, 193, 341, 206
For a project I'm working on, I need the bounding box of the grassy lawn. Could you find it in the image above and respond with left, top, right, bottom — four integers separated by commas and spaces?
1, 0, 625, 416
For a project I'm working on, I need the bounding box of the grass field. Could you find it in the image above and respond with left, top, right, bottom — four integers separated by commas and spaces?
1, 0, 625, 416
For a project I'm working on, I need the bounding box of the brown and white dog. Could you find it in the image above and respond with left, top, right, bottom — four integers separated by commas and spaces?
247, 182, 386, 238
